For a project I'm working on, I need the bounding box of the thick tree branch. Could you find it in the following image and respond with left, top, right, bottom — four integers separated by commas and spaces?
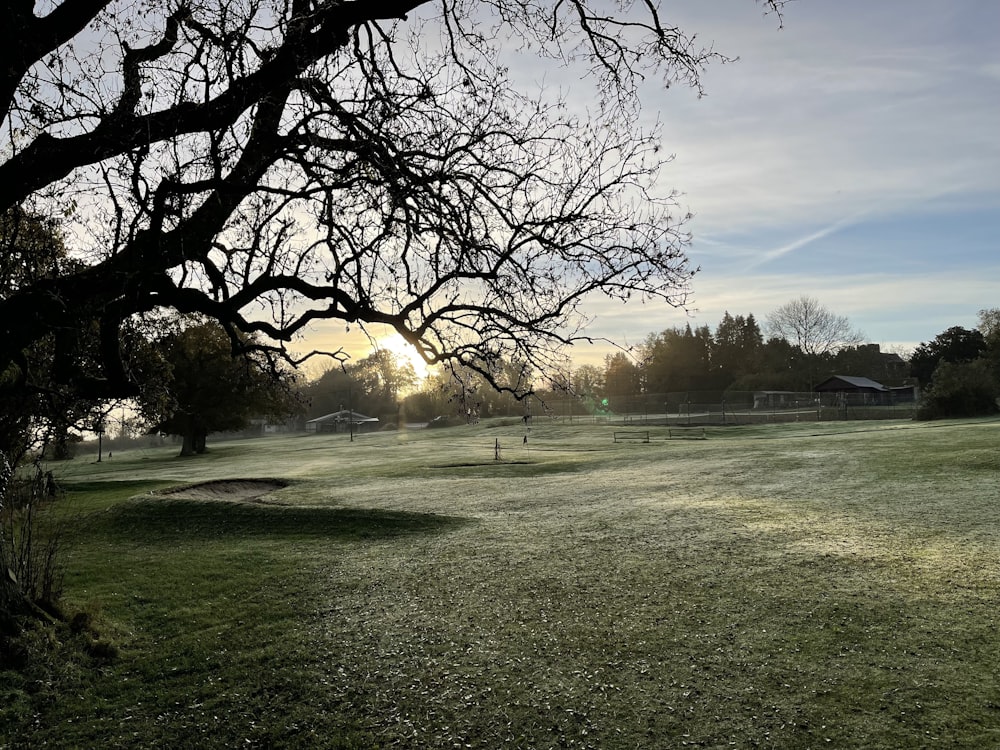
1, 0, 785, 405
0, 0, 432, 211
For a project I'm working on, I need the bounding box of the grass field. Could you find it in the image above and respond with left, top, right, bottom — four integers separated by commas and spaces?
3, 417, 1000, 748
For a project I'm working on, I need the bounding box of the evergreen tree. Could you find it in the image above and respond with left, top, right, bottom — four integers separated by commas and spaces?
910, 327, 986, 387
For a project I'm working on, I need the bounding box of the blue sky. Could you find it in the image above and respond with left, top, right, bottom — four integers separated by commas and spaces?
570, 0, 1000, 365
306, 0, 1000, 373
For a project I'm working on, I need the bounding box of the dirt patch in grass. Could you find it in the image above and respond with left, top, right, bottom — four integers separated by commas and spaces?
157, 478, 288, 503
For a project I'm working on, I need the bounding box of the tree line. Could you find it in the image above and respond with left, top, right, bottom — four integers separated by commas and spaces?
7, 205, 994, 457
299, 299, 1000, 425
566, 305, 998, 420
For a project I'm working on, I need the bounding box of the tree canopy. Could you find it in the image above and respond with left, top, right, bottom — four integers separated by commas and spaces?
0, 208, 114, 461
0, 0, 786, 405
909, 326, 986, 387
153, 319, 301, 455
302, 349, 417, 422
977, 308, 1000, 379
764, 296, 864, 358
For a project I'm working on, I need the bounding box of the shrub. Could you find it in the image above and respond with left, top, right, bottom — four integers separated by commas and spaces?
1, 463, 64, 616
916, 359, 1000, 420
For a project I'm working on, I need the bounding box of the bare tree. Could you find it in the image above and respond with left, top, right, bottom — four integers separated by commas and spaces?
765, 296, 865, 357
0, 0, 786, 402
978, 308, 1000, 340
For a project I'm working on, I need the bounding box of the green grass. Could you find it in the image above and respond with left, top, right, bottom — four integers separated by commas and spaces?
4, 417, 1000, 748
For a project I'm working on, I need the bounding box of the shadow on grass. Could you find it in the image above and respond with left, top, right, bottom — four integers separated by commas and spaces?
61, 479, 175, 495
430, 461, 532, 468
100, 497, 470, 542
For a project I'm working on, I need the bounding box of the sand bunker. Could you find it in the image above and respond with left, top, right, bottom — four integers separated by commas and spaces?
159, 479, 288, 503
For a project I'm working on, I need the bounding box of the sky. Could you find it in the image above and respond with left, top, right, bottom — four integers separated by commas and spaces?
569, 0, 1000, 365
305, 0, 1000, 373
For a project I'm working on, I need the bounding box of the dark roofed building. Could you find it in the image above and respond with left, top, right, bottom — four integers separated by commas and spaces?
814, 375, 890, 406
814, 375, 888, 395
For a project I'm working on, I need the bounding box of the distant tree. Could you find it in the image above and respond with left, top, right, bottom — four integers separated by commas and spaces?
374, 360, 495, 423
642, 324, 713, 395
978, 309, 1000, 339
603, 352, 641, 410
153, 320, 301, 456
350, 350, 419, 419
539, 363, 605, 415
301, 365, 358, 420
684, 324, 714, 390
916, 360, 999, 420
765, 296, 864, 358
977, 309, 1000, 379
910, 326, 986, 387
711, 312, 740, 387
480, 359, 533, 417
740, 336, 808, 391
736, 313, 766, 370
571, 365, 606, 400
830, 344, 906, 384
436, 362, 502, 421
400, 375, 455, 424
711, 312, 763, 390
641, 329, 678, 395
765, 296, 863, 389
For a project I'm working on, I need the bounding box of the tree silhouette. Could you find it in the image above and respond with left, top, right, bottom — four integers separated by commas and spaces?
153, 319, 300, 455
765, 296, 864, 358
910, 326, 986, 387
1, 0, 785, 403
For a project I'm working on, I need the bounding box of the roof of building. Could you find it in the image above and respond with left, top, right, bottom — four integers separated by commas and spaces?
814, 375, 888, 392
306, 410, 380, 424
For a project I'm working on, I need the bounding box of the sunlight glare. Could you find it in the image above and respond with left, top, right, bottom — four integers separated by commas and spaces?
376, 333, 432, 383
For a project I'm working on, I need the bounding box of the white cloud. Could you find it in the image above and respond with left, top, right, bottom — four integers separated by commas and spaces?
745, 213, 870, 270
641, 1, 1000, 237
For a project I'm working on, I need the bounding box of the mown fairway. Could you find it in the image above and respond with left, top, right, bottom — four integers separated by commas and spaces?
4, 418, 1000, 748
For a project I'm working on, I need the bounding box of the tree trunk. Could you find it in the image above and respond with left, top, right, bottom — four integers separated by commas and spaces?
179, 428, 208, 456
179, 430, 196, 456
1, 568, 34, 635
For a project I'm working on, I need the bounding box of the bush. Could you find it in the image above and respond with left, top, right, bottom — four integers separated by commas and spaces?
1, 463, 64, 616
916, 359, 1000, 420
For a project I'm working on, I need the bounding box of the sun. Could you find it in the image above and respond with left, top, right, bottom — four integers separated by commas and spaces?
376, 333, 432, 383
